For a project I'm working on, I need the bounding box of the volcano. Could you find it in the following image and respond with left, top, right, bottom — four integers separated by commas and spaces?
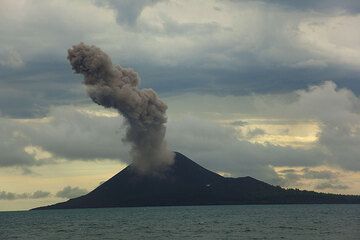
34, 152, 360, 210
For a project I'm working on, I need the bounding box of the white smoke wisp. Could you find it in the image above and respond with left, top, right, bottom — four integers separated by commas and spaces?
67, 43, 174, 173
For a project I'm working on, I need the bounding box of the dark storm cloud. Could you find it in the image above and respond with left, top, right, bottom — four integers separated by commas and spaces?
135, 62, 360, 97
0, 1, 359, 118
1, 60, 359, 119
107, 54, 354, 101
0, 61, 85, 118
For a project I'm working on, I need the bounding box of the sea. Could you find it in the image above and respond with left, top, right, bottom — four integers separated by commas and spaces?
0, 205, 359, 240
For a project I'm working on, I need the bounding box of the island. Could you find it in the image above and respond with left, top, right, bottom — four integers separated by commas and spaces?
33, 152, 360, 210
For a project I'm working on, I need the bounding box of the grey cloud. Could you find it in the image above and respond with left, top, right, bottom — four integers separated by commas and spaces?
279, 172, 302, 186
0, 49, 24, 69
0, 61, 84, 118
97, 0, 164, 26
315, 182, 349, 190
0, 105, 127, 168
140, 14, 224, 36
0, 118, 39, 167
227, 81, 360, 172
278, 169, 296, 174
263, 0, 360, 14
9, 101, 291, 185
302, 169, 338, 180
246, 128, 266, 138
56, 186, 88, 199
21, 167, 35, 175
0, 0, 360, 119
6, 63, 359, 118
166, 117, 324, 185
0, 1, 124, 116
279, 168, 340, 188
318, 125, 360, 171
31, 190, 51, 199
21, 106, 129, 162
165, 81, 360, 180
0, 191, 17, 200
280, 128, 290, 135
0, 81, 359, 193
289, 82, 360, 171
229, 120, 248, 126
0, 86, 339, 170
213, 6, 222, 11
136, 62, 360, 99
0, 190, 51, 200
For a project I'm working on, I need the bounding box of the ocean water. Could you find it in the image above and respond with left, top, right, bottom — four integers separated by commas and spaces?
0, 205, 359, 240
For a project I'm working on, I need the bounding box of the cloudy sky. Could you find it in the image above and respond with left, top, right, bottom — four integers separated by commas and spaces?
1, 0, 360, 211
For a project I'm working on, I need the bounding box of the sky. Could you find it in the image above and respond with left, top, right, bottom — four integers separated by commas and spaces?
0, 0, 360, 211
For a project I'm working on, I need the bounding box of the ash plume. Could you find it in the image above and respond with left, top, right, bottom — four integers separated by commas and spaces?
67, 43, 174, 172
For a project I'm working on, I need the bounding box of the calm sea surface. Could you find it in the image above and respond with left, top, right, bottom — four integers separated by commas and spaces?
0, 205, 359, 239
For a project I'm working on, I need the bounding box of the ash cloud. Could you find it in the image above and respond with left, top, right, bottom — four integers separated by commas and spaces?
67, 43, 174, 172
